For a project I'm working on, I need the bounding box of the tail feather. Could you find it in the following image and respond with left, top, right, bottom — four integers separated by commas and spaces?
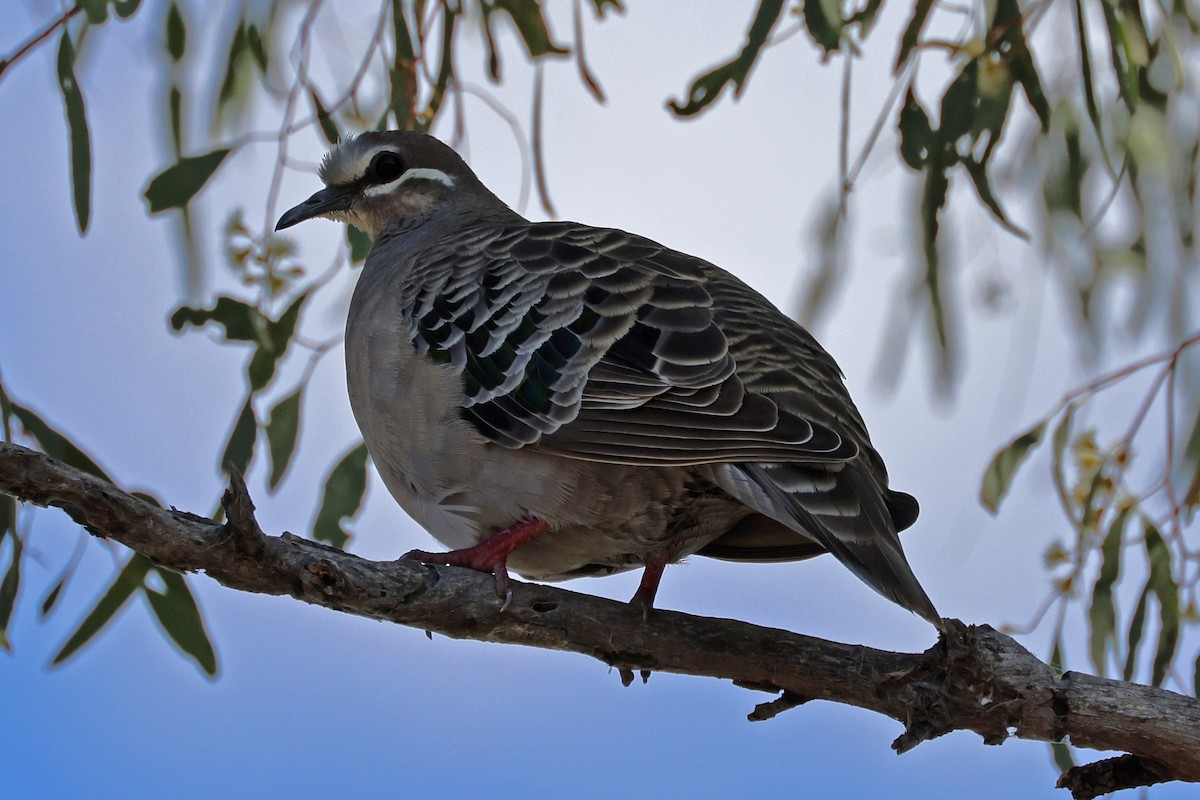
717, 463, 940, 625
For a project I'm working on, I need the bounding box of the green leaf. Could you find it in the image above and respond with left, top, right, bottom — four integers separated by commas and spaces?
919, 149, 953, 385
392, 0, 417, 62
220, 396, 257, 476
247, 347, 277, 392
81, 0, 141, 23
0, 494, 14, 539
1122, 582, 1150, 681
81, 0, 109, 24
348, 225, 372, 264
1048, 631, 1066, 677
588, 0, 623, 16
802, 0, 843, 53
245, 24, 268, 72
387, 64, 413, 129
894, 0, 934, 72
166, 3, 186, 61
52, 554, 152, 666
938, 61, 979, 143
980, 421, 1047, 513
144, 148, 231, 213
266, 388, 302, 490
1181, 408, 1200, 511
992, 0, 1050, 129
898, 88, 933, 169
144, 567, 217, 676
248, 291, 309, 392
1099, 0, 1143, 112
1051, 739, 1076, 774
1070, 2, 1099, 130
113, 0, 141, 19
312, 443, 369, 548
218, 21, 248, 108
168, 85, 183, 156
309, 88, 339, 145
962, 157, 1029, 239
270, 291, 308, 353
10, 403, 113, 483
846, 0, 884, 35
486, 0, 570, 60
668, 0, 786, 117
40, 574, 67, 618
1088, 506, 1128, 675
1193, 651, 1199, 699
57, 31, 91, 234
0, 531, 23, 652
1050, 405, 1075, 516
170, 296, 260, 342
1144, 521, 1179, 686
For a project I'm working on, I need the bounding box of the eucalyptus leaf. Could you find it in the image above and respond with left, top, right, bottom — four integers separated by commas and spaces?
1144, 522, 1180, 686
1088, 507, 1128, 674
963, 157, 1029, 239
170, 296, 261, 342
220, 396, 257, 476
57, 31, 91, 234
144, 148, 232, 213
218, 21, 248, 108
980, 421, 1047, 513
993, 0, 1050, 129
668, 0, 785, 117
52, 554, 152, 666
166, 3, 186, 61
40, 574, 68, 619
898, 88, 933, 169
1122, 582, 1150, 681
588, 0, 623, 16
348, 225, 372, 263
487, 0, 569, 59
266, 388, 302, 490
10, 403, 113, 483
802, 0, 843, 53
312, 443, 369, 548
894, 0, 934, 72
0, 531, 23, 652
309, 88, 339, 145
144, 567, 217, 676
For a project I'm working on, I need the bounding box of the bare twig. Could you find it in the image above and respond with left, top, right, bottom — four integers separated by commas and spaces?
0, 4, 83, 81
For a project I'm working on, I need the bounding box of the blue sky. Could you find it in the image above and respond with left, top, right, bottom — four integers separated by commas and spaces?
2, 2, 1194, 798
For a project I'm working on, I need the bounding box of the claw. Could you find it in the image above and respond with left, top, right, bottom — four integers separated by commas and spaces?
402, 517, 550, 603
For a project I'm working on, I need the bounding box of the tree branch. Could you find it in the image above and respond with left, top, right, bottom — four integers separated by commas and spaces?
1, 441, 1197, 795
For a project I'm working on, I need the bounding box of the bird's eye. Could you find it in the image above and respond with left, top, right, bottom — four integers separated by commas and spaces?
372, 152, 406, 183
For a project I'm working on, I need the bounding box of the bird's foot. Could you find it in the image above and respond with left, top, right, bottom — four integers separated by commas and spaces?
403, 517, 550, 605
628, 550, 669, 621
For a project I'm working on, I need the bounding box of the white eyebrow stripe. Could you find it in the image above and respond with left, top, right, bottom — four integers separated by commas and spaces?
362, 168, 455, 196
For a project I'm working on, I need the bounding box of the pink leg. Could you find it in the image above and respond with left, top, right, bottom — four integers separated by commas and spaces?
629, 550, 670, 621
404, 518, 550, 604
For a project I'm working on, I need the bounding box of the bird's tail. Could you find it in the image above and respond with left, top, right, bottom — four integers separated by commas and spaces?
717, 462, 940, 626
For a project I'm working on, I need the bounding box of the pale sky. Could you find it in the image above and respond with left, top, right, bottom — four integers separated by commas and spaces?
2, 2, 1194, 798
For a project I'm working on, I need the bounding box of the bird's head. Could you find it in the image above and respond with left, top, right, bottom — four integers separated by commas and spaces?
275, 131, 508, 239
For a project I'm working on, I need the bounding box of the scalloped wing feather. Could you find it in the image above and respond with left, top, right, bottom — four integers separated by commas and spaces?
402, 222, 859, 464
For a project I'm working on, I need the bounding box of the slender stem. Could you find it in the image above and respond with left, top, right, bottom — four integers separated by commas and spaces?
0, 4, 82, 81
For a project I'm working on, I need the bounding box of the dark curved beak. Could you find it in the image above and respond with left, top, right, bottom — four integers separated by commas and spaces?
275, 186, 354, 231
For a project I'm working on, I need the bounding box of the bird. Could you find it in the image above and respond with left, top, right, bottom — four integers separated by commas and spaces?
276, 130, 940, 627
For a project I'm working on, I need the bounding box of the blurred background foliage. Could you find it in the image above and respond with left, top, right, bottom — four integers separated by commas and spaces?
1, 0, 1197, 745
